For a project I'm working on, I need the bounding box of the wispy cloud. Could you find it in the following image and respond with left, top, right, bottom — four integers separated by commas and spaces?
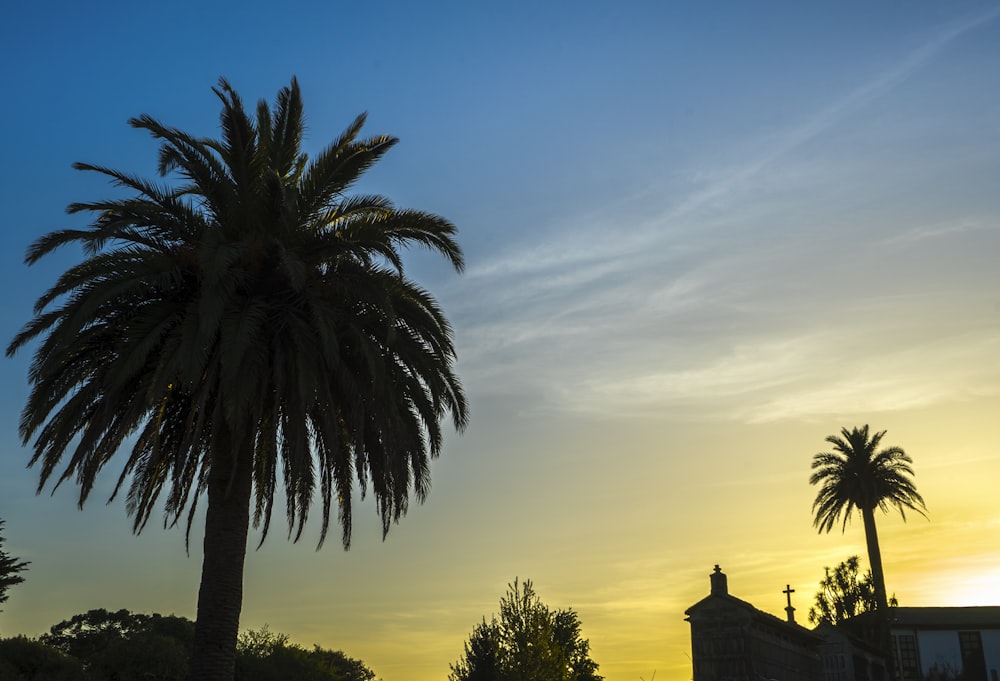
553, 324, 1000, 422
451, 8, 1000, 423
742, 331, 1000, 423
878, 217, 994, 247
646, 6, 1000, 228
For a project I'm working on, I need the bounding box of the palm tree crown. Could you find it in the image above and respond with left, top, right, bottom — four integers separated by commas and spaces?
810, 425, 925, 534
8, 77, 468, 681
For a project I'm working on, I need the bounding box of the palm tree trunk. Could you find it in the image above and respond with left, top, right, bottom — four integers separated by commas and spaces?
189, 448, 254, 681
861, 507, 889, 611
862, 506, 895, 681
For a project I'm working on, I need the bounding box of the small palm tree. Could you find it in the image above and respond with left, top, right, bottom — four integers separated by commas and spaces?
8, 78, 468, 681
810, 425, 925, 613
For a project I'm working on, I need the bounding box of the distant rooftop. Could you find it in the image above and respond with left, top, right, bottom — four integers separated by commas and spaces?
888, 606, 1000, 630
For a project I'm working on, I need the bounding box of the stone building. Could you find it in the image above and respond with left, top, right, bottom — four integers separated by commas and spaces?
686, 566, 824, 681
686, 566, 1000, 681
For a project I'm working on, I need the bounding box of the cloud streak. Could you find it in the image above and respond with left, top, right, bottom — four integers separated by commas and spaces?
451, 8, 1000, 425
460, 6, 1000, 296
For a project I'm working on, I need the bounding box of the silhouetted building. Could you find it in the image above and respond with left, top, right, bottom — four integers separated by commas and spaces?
686, 566, 1000, 681
812, 620, 887, 681
686, 566, 824, 681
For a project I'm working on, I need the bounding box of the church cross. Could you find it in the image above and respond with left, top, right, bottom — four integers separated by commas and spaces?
783, 584, 795, 609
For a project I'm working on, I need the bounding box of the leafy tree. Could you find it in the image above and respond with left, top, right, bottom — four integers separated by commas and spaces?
304, 646, 377, 681
0, 636, 86, 681
41, 609, 150, 658
40, 609, 194, 681
807, 556, 898, 625
41, 609, 194, 662
32, 612, 373, 681
550, 609, 601, 681
810, 426, 925, 614
235, 625, 290, 660
0, 519, 29, 611
89, 633, 190, 681
8, 77, 467, 681
453, 619, 502, 681
235, 626, 377, 681
449, 579, 602, 681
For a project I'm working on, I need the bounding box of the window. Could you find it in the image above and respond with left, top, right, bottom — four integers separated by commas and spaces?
823, 653, 848, 681
959, 631, 987, 681
893, 635, 920, 681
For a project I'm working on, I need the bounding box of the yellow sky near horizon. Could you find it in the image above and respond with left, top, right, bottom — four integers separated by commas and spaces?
9, 396, 998, 681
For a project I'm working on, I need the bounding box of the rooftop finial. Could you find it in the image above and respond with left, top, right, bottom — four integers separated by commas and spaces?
710, 565, 728, 595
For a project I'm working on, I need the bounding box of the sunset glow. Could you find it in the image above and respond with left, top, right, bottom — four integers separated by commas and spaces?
2, 3, 999, 681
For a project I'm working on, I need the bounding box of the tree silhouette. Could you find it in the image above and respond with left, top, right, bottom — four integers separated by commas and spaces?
810, 425, 925, 613
0, 637, 86, 681
449, 579, 602, 681
808, 556, 898, 625
236, 626, 376, 681
41, 608, 194, 664
8, 77, 467, 681
0, 519, 29, 611
16, 611, 373, 681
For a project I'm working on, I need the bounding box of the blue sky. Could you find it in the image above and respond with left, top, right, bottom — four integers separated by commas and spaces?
2, 3, 1000, 680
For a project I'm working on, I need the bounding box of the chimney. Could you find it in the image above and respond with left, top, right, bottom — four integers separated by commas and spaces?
710, 565, 728, 595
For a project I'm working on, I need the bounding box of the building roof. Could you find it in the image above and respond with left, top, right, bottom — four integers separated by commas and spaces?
835, 606, 1000, 639
686, 591, 824, 644
888, 606, 1000, 630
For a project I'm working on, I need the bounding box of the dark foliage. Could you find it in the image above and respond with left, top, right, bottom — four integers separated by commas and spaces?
9, 612, 375, 681
808, 556, 898, 625
235, 626, 377, 681
41, 609, 193, 660
0, 520, 29, 610
38, 609, 193, 681
449, 579, 602, 681
811, 426, 926, 534
0, 637, 86, 681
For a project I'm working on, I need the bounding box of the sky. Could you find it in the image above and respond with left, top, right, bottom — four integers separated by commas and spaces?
2, 2, 1000, 680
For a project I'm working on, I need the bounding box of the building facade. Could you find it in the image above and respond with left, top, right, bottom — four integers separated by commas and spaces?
887, 607, 1000, 681
686, 566, 824, 681
687, 566, 1000, 681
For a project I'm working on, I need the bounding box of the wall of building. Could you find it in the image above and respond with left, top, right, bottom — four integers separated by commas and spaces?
985, 631, 1000, 681
892, 629, 1000, 681
916, 631, 963, 677
747, 622, 822, 681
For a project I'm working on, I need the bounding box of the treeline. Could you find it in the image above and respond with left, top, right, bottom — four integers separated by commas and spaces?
0, 609, 377, 681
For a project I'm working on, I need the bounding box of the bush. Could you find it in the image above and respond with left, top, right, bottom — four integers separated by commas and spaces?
235, 627, 376, 681
0, 637, 86, 681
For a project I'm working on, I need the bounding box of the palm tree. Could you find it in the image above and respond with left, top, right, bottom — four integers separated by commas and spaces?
810, 425, 925, 613
7, 78, 468, 681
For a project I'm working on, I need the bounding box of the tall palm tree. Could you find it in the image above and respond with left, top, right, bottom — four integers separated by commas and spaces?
7, 78, 468, 681
810, 425, 925, 613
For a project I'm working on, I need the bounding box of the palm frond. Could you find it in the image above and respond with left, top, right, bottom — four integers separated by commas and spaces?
810, 425, 926, 533
11, 76, 466, 557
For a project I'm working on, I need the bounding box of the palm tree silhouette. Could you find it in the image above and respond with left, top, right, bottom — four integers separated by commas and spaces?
7, 78, 468, 681
810, 425, 925, 613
